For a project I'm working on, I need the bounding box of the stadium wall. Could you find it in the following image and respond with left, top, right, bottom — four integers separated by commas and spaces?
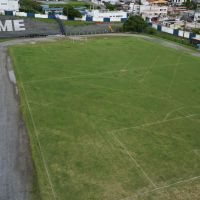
0, 10, 126, 22
0, 15, 61, 38
0, 15, 120, 38
152, 23, 200, 41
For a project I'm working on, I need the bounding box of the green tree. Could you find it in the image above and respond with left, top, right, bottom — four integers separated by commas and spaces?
104, 2, 116, 11
63, 5, 82, 19
123, 15, 147, 32
192, 28, 200, 34
20, 0, 42, 13
183, 0, 197, 10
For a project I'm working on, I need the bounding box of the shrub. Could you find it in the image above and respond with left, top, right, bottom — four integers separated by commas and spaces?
146, 27, 156, 34
123, 16, 148, 32
63, 5, 82, 18
19, 0, 42, 13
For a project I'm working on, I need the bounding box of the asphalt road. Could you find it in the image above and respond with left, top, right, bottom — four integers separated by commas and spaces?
0, 34, 199, 200
0, 46, 34, 200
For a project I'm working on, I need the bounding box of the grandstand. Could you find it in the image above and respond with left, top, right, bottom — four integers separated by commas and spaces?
0, 16, 61, 38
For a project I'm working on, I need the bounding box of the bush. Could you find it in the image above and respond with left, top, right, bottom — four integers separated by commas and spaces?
192, 28, 200, 34
104, 2, 116, 11
123, 16, 148, 32
63, 5, 82, 18
19, 0, 42, 13
182, 0, 197, 10
146, 27, 156, 35
152, 31, 195, 48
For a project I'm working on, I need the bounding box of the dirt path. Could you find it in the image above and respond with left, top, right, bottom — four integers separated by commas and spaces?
0, 34, 199, 200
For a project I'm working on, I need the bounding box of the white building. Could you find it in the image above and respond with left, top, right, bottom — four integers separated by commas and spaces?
87, 9, 127, 21
129, 3, 168, 19
171, 0, 186, 5
140, 5, 168, 18
0, 0, 19, 12
91, 0, 119, 5
194, 10, 200, 22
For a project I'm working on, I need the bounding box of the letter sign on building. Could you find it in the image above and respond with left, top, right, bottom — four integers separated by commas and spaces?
0, 20, 26, 32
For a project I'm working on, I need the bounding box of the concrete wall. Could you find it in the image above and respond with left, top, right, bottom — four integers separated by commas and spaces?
0, 16, 61, 38
152, 23, 200, 41
0, 10, 126, 22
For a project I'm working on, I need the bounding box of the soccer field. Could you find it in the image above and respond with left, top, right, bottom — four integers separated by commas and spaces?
9, 36, 200, 200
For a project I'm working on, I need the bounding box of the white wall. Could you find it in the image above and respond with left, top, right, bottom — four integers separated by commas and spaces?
179, 30, 190, 38
161, 26, 174, 34
194, 12, 200, 22
171, 0, 186, 5
87, 10, 127, 20
152, 23, 158, 29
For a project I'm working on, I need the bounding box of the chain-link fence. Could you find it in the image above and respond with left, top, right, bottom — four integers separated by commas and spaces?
64, 24, 121, 36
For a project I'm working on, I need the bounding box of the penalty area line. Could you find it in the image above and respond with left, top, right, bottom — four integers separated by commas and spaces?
121, 175, 200, 200
109, 114, 199, 134
109, 131, 157, 188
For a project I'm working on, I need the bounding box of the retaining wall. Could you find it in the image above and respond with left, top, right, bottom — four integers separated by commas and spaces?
152, 23, 200, 41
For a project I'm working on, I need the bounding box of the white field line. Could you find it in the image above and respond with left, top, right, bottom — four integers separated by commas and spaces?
137, 126, 187, 143
163, 105, 200, 121
23, 61, 187, 85
23, 69, 122, 84
140, 56, 159, 83
26, 83, 162, 119
25, 78, 183, 124
121, 175, 200, 200
20, 83, 57, 200
67, 107, 127, 126
28, 99, 128, 126
193, 149, 200, 159
28, 99, 156, 188
69, 80, 173, 102
163, 106, 185, 121
166, 56, 181, 96
28, 100, 195, 145
109, 114, 199, 134
148, 175, 200, 194
109, 131, 157, 188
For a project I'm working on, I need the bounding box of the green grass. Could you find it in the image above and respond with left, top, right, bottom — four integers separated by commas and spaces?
0, 38, 11, 42
9, 36, 200, 200
49, 1, 91, 8
150, 31, 196, 49
62, 20, 95, 26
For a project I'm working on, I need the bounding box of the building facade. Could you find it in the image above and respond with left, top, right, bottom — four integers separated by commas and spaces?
0, 0, 19, 12
87, 10, 127, 21
171, 0, 186, 5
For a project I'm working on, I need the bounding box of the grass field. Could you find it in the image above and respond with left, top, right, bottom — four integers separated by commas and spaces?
0, 38, 11, 42
9, 36, 200, 200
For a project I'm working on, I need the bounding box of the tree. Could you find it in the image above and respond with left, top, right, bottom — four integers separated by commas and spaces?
63, 5, 82, 19
192, 28, 200, 34
183, 0, 197, 10
123, 15, 147, 32
20, 0, 42, 13
146, 27, 156, 34
104, 2, 116, 11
